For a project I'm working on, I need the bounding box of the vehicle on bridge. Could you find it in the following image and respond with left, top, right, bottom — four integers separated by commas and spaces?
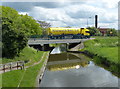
30, 27, 90, 39
48, 27, 90, 39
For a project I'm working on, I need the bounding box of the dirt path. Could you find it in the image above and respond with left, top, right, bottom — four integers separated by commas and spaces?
25, 52, 46, 69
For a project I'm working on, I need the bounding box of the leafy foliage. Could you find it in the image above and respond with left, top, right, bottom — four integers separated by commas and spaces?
87, 27, 101, 36
2, 17, 28, 58
21, 15, 42, 36
106, 28, 117, 36
87, 27, 118, 36
1, 6, 42, 58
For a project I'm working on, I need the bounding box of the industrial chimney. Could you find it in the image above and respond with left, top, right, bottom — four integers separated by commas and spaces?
95, 15, 98, 28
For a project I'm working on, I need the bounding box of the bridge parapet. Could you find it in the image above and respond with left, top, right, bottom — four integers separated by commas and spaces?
28, 39, 87, 45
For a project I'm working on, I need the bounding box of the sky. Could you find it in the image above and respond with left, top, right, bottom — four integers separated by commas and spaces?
1, 0, 120, 29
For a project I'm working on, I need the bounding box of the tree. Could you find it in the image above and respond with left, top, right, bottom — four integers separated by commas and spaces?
37, 20, 51, 28
87, 27, 101, 36
106, 28, 117, 36
1, 6, 42, 58
21, 15, 42, 36
37, 20, 51, 36
2, 14, 28, 58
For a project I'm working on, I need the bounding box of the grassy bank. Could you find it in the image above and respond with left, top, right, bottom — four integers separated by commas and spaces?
1, 46, 49, 88
2, 46, 44, 66
82, 36, 119, 77
2, 52, 48, 88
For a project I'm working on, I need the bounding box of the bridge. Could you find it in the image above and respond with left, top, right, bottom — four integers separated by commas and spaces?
28, 38, 89, 45
28, 38, 93, 51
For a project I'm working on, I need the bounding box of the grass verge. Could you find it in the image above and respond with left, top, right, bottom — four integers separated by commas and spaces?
81, 36, 119, 77
1, 52, 49, 88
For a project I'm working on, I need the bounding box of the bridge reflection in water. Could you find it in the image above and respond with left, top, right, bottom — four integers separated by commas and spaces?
47, 53, 89, 71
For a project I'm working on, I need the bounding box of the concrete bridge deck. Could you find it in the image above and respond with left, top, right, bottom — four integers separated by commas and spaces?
28, 38, 89, 45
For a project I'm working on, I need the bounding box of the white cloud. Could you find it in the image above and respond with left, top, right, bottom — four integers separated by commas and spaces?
99, 22, 118, 29
48, 21, 68, 27
19, 12, 29, 15
63, 3, 118, 28
85, 0, 119, 9
29, 6, 76, 26
4, 0, 118, 29
101, 0, 119, 8
28, 3, 118, 29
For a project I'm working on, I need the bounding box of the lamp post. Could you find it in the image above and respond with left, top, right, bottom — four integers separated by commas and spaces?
87, 17, 91, 27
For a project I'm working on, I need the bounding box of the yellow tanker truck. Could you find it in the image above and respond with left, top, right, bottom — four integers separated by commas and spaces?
48, 27, 90, 39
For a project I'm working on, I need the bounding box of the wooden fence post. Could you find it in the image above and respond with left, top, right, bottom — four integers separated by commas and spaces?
20, 65, 22, 70
23, 62, 24, 69
3, 65, 5, 73
10, 63, 12, 71
17, 62, 18, 69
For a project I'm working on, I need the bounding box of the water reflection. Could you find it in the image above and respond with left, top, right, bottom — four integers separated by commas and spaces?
47, 53, 89, 71
40, 55, 118, 87
40, 45, 119, 87
50, 46, 61, 54
51, 44, 67, 54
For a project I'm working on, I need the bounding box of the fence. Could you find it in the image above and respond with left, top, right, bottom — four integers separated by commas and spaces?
0, 61, 24, 73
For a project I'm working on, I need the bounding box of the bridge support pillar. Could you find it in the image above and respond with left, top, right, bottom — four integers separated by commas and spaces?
66, 43, 69, 51
41, 44, 50, 51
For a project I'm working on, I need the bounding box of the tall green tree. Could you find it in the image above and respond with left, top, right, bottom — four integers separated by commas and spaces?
2, 6, 28, 58
21, 15, 42, 36
1, 6, 42, 58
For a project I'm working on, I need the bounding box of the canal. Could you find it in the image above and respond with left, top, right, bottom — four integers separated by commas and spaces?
40, 45, 119, 87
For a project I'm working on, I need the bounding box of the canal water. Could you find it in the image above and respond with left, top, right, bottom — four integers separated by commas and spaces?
40, 45, 119, 87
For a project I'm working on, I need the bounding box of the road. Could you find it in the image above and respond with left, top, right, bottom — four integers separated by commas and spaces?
28, 38, 95, 45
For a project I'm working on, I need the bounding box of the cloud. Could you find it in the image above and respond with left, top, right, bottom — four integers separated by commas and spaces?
85, 0, 119, 9
2, 2, 33, 12
2, 2, 71, 12
65, 4, 98, 19
29, 6, 85, 27
101, 0, 119, 8
2, 0, 119, 29
33, 2, 71, 8
99, 22, 118, 29
19, 12, 29, 15
64, 4, 118, 26
119, 1, 120, 30
27, 3, 118, 29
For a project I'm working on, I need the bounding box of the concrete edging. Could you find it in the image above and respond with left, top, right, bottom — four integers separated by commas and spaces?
36, 52, 50, 87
